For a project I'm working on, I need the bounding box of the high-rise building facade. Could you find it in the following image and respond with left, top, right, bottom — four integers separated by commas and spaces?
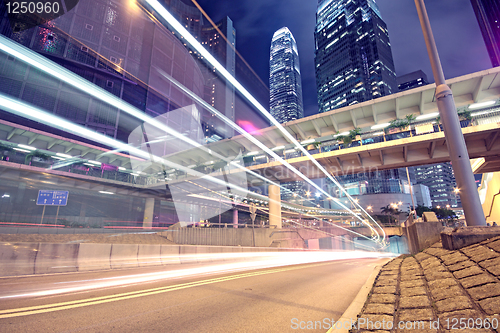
201, 17, 236, 138
269, 27, 305, 201
415, 163, 458, 208
314, 0, 397, 112
470, 0, 500, 67
269, 27, 303, 123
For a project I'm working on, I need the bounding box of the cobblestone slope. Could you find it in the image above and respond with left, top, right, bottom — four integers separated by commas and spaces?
354, 236, 500, 332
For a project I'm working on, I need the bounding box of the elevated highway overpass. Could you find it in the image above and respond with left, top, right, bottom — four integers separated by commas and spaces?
1, 67, 500, 231
244, 121, 500, 183
123, 66, 500, 186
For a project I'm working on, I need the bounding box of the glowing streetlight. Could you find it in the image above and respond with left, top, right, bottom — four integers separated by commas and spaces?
437, 205, 441, 209
305, 191, 311, 197
367, 206, 372, 211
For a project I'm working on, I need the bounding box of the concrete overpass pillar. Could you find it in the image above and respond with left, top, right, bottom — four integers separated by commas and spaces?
143, 198, 154, 229
268, 184, 282, 229
233, 209, 238, 228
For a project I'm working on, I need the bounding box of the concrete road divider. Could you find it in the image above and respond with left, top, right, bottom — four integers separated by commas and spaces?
160, 245, 181, 265
0, 242, 38, 276
77, 243, 112, 272
110, 244, 139, 269
137, 244, 162, 267
35, 243, 79, 274
179, 245, 198, 264
0, 241, 317, 277
194, 246, 212, 263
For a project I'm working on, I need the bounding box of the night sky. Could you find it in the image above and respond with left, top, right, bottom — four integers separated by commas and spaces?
196, 0, 491, 117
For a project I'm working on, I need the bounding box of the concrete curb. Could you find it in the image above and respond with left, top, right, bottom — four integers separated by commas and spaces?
327, 263, 386, 333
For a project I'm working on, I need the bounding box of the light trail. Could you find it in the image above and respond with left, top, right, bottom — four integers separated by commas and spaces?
0, 8, 384, 246
142, 0, 386, 243
0, 250, 392, 302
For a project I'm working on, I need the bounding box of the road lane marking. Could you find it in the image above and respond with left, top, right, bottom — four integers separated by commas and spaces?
0, 262, 330, 318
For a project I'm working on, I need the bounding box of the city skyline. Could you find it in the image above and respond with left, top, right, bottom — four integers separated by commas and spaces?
197, 0, 491, 117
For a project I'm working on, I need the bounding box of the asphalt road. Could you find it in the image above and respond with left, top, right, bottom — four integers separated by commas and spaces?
0, 257, 389, 332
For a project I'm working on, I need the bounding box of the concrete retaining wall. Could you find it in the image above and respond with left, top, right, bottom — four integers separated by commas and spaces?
406, 221, 444, 254
162, 226, 336, 248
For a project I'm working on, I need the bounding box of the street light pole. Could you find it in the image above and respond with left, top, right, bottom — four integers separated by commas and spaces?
414, 0, 486, 226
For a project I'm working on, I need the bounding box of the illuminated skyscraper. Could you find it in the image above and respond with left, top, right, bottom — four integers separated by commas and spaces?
470, 0, 500, 67
269, 27, 305, 201
314, 0, 397, 112
269, 27, 303, 123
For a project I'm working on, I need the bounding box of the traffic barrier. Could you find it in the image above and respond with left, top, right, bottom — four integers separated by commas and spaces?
110, 244, 138, 269
0, 242, 38, 276
35, 243, 79, 274
77, 243, 112, 271
179, 245, 198, 264
0, 241, 316, 277
160, 245, 181, 265
194, 245, 213, 263
137, 244, 162, 267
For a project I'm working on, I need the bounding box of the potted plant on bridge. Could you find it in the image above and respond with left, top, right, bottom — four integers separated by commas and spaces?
337, 128, 361, 147
458, 110, 473, 127
25, 151, 51, 167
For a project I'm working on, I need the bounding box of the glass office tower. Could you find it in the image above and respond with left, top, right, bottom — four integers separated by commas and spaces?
269, 27, 303, 123
269, 27, 305, 201
314, 0, 397, 112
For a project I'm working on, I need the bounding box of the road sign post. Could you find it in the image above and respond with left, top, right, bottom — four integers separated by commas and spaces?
36, 190, 69, 225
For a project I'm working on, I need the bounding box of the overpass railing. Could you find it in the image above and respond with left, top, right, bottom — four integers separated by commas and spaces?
244, 108, 500, 167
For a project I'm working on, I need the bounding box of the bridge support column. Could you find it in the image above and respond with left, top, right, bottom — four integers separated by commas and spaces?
268, 185, 282, 229
143, 198, 154, 229
233, 209, 238, 228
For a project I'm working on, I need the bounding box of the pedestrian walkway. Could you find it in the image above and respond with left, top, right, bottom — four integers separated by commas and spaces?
354, 236, 500, 332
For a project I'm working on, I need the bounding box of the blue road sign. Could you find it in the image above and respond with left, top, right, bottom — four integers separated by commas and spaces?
36, 190, 69, 206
